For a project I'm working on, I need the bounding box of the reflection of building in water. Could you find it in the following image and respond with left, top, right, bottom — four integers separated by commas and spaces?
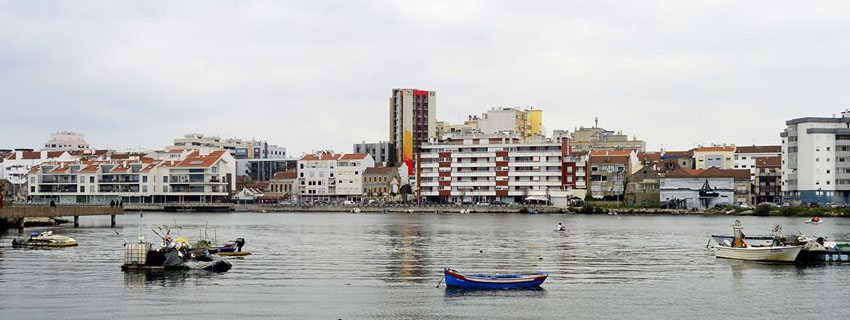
385, 222, 429, 283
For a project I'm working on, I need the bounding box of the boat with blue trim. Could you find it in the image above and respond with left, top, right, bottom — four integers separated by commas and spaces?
443, 268, 548, 289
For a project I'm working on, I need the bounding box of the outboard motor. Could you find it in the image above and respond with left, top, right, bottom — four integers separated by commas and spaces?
235, 238, 245, 252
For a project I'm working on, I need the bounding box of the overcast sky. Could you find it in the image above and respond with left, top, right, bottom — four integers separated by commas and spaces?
1, 1, 848, 155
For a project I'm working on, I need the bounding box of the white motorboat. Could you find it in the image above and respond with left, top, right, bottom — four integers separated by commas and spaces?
712, 221, 802, 262
715, 245, 802, 262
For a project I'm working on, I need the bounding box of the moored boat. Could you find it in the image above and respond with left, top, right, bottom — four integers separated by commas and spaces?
192, 238, 249, 256
712, 221, 802, 263
805, 217, 823, 224
11, 231, 78, 248
443, 268, 548, 289
715, 245, 802, 262
121, 237, 231, 272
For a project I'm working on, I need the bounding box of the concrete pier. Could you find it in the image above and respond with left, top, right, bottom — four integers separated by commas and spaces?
0, 205, 124, 232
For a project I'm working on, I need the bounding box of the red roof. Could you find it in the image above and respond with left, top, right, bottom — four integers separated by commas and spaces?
589, 150, 634, 156
364, 166, 396, 175
665, 167, 750, 180
340, 153, 368, 160
736, 145, 781, 154
174, 150, 226, 167
301, 153, 342, 161
589, 155, 631, 164
272, 169, 297, 180
693, 146, 735, 152
755, 156, 781, 168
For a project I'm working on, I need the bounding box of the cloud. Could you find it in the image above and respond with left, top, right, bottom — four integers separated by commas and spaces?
1, 0, 849, 154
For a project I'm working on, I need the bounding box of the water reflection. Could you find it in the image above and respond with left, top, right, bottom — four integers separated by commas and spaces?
123, 270, 218, 287
444, 286, 547, 299
384, 221, 430, 283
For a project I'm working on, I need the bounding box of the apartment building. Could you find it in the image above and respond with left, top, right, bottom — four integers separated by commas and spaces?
389, 88, 436, 175
693, 145, 736, 169
353, 141, 396, 166
734, 145, 781, 180
570, 124, 646, 152
588, 150, 640, 199
417, 133, 582, 204
781, 111, 850, 205
170, 133, 286, 159
476, 107, 544, 140
43, 131, 90, 150
296, 152, 375, 200
27, 150, 235, 204
755, 156, 781, 204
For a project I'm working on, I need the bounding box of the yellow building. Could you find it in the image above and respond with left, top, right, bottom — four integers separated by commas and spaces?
692, 145, 736, 169
525, 109, 543, 136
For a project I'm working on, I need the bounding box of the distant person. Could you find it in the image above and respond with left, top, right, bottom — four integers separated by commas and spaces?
556, 223, 565, 231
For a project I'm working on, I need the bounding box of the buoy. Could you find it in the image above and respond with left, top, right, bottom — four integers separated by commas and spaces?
479, 250, 483, 253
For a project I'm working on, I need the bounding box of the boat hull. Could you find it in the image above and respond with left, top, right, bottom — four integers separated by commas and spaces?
444, 269, 547, 289
715, 246, 802, 262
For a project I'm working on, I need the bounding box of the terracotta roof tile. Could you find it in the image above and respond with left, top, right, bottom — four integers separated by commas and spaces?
735, 145, 781, 154
364, 166, 396, 175
340, 153, 368, 160
693, 146, 735, 152
755, 156, 781, 168
272, 169, 297, 180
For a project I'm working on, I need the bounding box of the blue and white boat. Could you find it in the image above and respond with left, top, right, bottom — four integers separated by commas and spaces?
443, 268, 548, 289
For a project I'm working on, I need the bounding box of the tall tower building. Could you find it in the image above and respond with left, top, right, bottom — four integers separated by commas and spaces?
389, 88, 436, 175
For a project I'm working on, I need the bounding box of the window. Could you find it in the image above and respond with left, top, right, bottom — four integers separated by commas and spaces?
142, 176, 148, 183
80, 186, 85, 192
90, 176, 95, 183
163, 176, 168, 183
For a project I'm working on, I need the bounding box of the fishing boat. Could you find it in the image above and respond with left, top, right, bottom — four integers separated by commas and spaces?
442, 268, 548, 289
712, 221, 802, 262
11, 231, 78, 248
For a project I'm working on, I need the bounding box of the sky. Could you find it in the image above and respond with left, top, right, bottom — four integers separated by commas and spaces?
1, 1, 849, 155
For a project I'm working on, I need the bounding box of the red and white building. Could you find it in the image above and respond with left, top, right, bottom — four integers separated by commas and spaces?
417, 133, 586, 204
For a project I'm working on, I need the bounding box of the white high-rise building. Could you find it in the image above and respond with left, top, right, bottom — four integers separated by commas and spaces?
781, 110, 850, 205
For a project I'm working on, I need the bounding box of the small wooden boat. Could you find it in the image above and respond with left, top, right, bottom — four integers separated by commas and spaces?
443, 268, 548, 289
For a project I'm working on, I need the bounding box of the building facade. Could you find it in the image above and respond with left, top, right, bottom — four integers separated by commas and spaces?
625, 165, 661, 207
733, 145, 781, 180
296, 152, 375, 200
570, 125, 646, 152
781, 111, 850, 205
269, 169, 297, 201
363, 166, 401, 199
417, 133, 582, 204
660, 168, 737, 209
170, 133, 285, 160
389, 88, 436, 175
693, 145, 736, 169
588, 150, 639, 199
44, 131, 90, 150
755, 156, 781, 204
476, 107, 544, 140
353, 141, 397, 166
27, 150, 235, 204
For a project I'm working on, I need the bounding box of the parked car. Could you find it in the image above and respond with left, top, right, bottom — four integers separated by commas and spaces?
476, 202, 489, 206
491, 200, 506, 205
342, 200, 356, 205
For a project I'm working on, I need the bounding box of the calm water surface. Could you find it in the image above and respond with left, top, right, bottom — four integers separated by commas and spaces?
2, 212, 850, 319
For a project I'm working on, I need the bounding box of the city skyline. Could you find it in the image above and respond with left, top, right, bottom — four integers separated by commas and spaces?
2, 1, 849, 154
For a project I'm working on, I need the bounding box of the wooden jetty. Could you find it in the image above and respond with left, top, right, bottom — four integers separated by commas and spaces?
0, 205, 124, 233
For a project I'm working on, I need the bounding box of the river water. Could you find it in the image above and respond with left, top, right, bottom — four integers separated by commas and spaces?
2, 212, 850, 319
